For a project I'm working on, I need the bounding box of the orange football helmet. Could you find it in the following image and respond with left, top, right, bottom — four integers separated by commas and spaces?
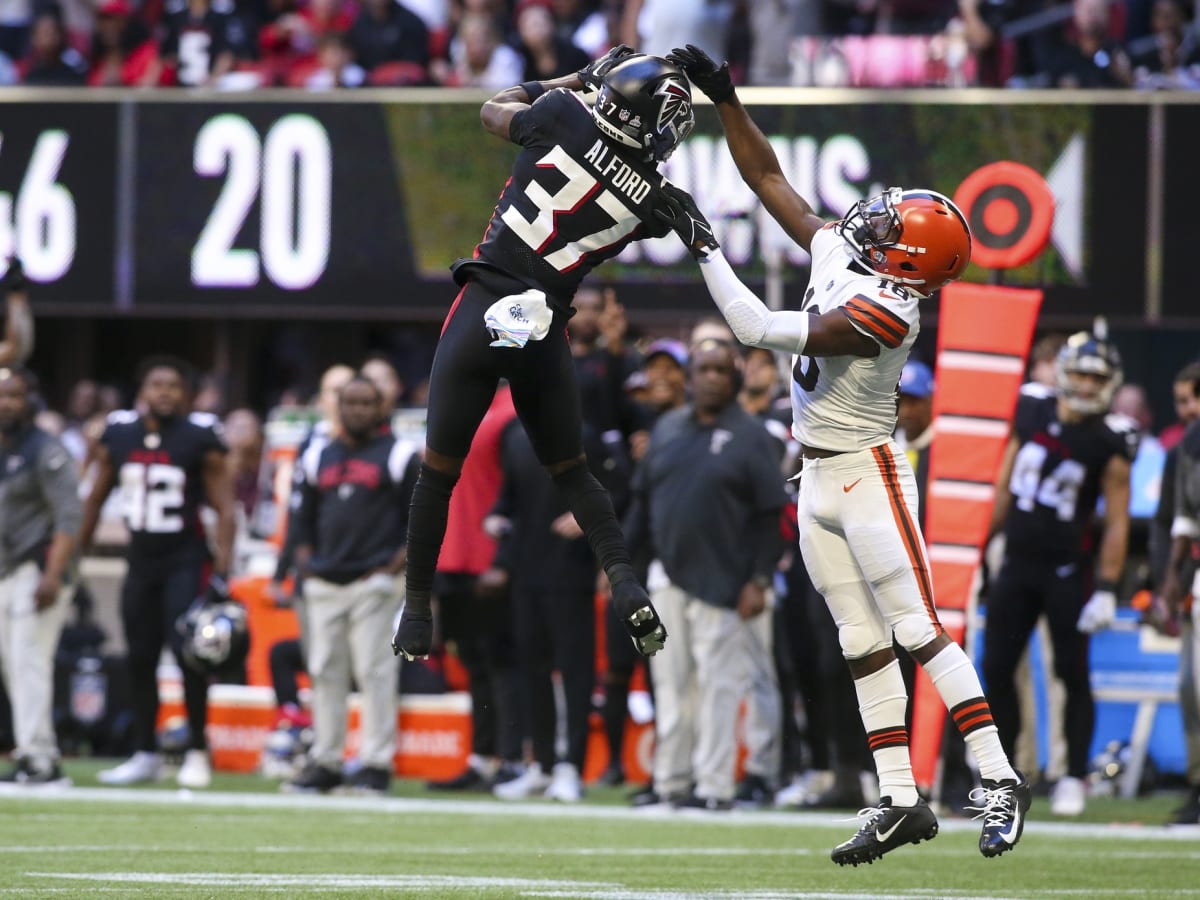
838, 187, 972, 296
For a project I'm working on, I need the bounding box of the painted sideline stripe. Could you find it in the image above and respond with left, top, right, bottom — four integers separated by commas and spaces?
1, 785, 1197, 842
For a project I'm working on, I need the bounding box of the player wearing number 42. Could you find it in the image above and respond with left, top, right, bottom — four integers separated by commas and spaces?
391, 46, 695, 663
654, 43, 1030, 865
79, 356, 237, 790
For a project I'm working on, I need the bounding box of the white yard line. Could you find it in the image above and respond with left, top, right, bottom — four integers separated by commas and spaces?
2, 784, 1199, 843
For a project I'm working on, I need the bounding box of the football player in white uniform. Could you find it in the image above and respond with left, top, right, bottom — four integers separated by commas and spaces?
658, 44, 1031, 866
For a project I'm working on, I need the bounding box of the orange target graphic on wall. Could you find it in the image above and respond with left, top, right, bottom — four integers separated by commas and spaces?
954, 162, 1055, 270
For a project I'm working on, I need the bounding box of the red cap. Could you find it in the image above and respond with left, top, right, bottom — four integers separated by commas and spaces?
98, 0, 133, 17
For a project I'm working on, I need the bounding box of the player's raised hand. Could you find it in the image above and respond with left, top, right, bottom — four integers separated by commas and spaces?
666, 44, 735, 104
654, 182, 719, 260
577, 43, 637, 90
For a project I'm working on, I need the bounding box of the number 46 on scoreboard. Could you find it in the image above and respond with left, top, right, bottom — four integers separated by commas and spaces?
0, 130, 76, 282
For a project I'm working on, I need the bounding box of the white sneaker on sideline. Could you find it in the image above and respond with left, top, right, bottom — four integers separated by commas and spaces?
774, 770, 834, 808
493, 763, 552, 800
177, 750, 212, 789
544, 762, 583, 803
98, 752, 163, 786
1050, 776, 1086, 816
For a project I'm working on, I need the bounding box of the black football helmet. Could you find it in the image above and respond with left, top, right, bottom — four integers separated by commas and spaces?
177, 600, 250, 677
593, 55, 694, 164
1055, 321, 1123, 416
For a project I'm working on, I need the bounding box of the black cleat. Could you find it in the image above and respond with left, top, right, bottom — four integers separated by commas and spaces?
392, 608, 433, 660
282, 763, 343, 794
611, 581, 667, 656
830, 797, 938, 867
970, 773, 1032, 857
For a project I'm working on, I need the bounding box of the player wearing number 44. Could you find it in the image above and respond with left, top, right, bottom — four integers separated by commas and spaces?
985, 329, 1136, 817
79, 355, 236, 790
654, 43, 1030, 865
391, 46, 695, 664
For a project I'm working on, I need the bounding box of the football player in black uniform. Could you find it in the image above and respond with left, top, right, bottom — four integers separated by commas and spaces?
984, 328, 1137, 816
392, 48, 694, 662
80, 356, 236, 788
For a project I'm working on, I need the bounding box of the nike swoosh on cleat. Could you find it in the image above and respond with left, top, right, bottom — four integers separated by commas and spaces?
875, 815, 907, 842
996, 809, 1022, 843
843, 478, 863, 493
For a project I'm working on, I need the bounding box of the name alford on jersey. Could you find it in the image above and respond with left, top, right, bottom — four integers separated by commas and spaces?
581, 140, 654, 206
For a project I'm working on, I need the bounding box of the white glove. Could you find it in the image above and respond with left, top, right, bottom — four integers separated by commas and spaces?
1076, 589, 1116, 634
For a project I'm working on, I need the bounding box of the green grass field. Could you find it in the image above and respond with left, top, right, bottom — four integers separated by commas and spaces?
1, 760, 1198, 899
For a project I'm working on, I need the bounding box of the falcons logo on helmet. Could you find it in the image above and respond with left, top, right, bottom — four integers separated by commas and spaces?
654, 78, 693, 133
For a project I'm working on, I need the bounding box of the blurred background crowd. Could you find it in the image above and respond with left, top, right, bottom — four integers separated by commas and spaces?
3, 0, 1198, 91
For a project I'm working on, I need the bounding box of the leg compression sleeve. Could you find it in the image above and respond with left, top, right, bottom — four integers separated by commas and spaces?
404, 463, 460, 613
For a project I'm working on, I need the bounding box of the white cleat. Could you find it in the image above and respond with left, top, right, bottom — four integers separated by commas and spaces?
97, 752, 164, 786
494, 763, 552, 801
1050, 775, 1087, 816
544, 762, 584, 803
177, 750, 212, 789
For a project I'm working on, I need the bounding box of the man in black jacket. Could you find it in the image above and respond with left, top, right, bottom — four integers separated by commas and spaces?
285, 377, 420, 795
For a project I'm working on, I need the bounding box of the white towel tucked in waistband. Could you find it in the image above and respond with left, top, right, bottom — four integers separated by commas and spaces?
484, 290, 554, 349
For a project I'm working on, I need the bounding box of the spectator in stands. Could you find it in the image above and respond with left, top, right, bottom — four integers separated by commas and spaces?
1129, 0, 1200, 88
349, 0, 429, 81
301, 30, 363, 86
625, 338, 786, 810
88, 0, 160, 87
21, 8, 86, 85
1041, 0, 1132, 86
0, 259, 32, 369
0, 367, 80, 786
957, 0, 1063, 86
551, 0, 610, 57
620, 0, 734, 61
158, 0, 239, 87
284, 376, 419, 795
435, 9, 522, 86
516, 0, 589, 81
258, 0, 353, 85
0, 0, 30, 61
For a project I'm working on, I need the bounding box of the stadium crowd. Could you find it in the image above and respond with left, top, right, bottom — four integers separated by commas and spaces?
2, 0, 1198, 90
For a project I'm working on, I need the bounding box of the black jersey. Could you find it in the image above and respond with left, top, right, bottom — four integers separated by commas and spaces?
463, 88, 672, 306
102, 411, 227, 560
1002, 385, 1138, 562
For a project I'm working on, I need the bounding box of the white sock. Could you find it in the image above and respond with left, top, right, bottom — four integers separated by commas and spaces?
923, 644, 1018, 783
853, 659, 919, 807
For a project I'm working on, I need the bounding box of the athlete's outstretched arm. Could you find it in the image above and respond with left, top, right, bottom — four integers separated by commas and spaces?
656, 183, 876, 359
667, 45, 825, 253
481, 44, 637, 141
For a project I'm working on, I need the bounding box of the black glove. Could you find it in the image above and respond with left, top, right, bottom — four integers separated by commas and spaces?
666, 44, 735, 104
204, 573, 232, 606
577, 43, 637, 90
654, 182, 720, 260
1, 257, 26, 292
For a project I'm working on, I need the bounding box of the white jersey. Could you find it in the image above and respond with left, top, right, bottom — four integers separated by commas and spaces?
791, 224, 921, 452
